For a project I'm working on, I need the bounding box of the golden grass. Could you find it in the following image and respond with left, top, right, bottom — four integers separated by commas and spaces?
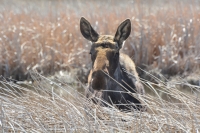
0, 70, 200, 132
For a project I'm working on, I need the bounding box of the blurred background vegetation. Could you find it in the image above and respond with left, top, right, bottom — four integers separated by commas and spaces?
0, 0, 199, 83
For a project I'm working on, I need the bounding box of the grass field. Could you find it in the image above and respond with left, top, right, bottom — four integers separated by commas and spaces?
0, 0, 200, 132
0, 70, 200, 132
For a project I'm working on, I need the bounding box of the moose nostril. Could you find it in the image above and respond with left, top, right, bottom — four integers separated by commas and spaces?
91, 70, 106, 90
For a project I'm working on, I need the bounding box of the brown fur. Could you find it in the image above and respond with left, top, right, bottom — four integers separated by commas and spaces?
80, 17, 145, 111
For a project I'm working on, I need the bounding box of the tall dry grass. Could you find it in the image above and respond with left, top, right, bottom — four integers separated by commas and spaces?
0, 0, 199, 81
0, 70, 200, 132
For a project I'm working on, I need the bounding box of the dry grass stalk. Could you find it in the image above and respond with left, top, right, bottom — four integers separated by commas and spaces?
0, 71, 199, 132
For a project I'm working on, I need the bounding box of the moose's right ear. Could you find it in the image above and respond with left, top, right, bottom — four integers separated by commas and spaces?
80, 17, 99, 42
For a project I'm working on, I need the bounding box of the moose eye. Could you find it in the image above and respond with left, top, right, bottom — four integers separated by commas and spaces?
102, 44, 109, 48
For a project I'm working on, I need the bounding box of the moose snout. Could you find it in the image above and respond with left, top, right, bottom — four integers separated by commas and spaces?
91, 70, 107, 90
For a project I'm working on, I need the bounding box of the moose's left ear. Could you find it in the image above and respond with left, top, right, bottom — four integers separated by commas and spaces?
114, 19, 131, 49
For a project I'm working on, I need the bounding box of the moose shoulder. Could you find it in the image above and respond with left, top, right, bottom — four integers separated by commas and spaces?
80, 17, 145, 111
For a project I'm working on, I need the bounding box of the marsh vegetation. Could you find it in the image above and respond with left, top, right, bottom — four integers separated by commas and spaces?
0, 0, 200, 132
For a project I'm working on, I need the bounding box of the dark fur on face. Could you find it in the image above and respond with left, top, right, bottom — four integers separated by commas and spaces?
80, 17, 145, 111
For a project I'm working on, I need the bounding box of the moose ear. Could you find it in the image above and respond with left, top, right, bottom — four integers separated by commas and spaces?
114, 19, 131, 49
80, 17, 99, 42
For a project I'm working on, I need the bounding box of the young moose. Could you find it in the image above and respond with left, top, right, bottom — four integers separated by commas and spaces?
80, 17, 145, 111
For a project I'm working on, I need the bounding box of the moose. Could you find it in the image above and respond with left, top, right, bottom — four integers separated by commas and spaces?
80, 17, 145, 111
